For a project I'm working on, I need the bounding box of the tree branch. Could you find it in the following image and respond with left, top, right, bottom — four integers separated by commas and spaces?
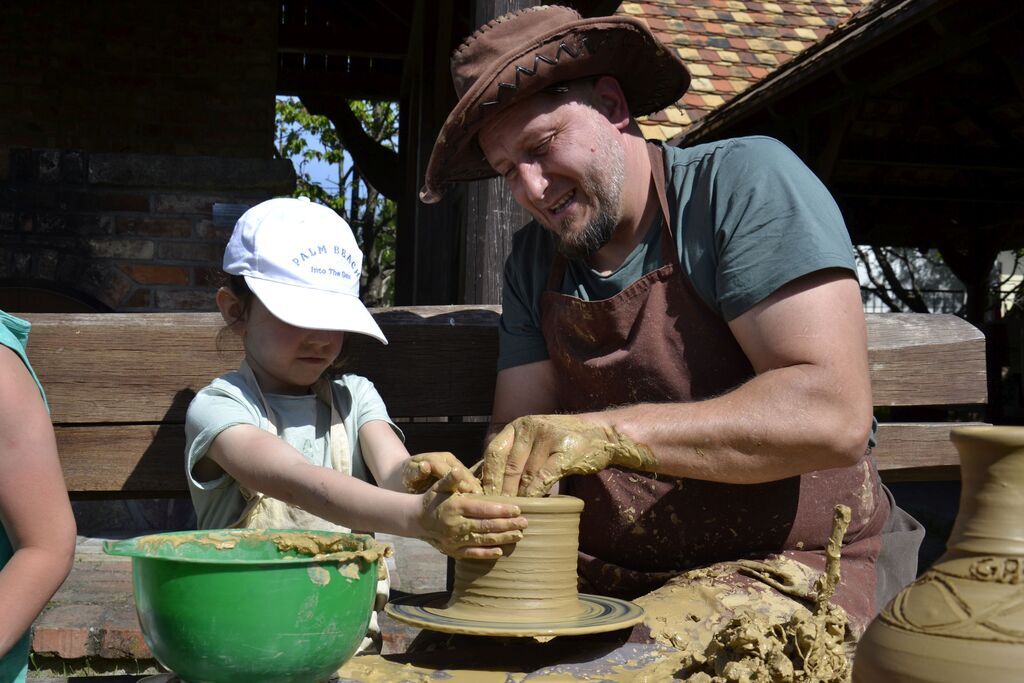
300, 94, 401, 201
856, 246, 903, 312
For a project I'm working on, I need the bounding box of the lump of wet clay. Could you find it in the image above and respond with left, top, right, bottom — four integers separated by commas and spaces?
679, 603, 850, 683
677, 505, 853, 683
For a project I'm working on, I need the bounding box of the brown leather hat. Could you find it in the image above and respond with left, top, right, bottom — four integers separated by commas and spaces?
419, 4, 690, 204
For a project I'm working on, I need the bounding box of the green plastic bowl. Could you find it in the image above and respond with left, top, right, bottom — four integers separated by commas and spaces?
104, 528, 388, 683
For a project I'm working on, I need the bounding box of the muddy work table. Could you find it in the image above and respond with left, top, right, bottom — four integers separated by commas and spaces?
38, 639, 684, 682
337, 639, 683, 681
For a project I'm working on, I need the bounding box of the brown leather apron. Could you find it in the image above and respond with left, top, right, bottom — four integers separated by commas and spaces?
538, 142, 890, 628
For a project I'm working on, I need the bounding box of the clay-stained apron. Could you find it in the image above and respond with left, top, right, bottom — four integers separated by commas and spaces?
538, 142, 890, 633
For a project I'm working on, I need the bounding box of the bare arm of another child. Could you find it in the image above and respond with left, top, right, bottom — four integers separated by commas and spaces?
206, 424, 526, 558
0, 347, 76, 658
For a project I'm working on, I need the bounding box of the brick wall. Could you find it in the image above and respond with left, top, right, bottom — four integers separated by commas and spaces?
0, 1, 278, 158
0, 0, 296, 312
0, 149, 295, 311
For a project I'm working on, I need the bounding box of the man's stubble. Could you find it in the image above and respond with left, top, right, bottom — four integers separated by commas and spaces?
554, 138, 626, 261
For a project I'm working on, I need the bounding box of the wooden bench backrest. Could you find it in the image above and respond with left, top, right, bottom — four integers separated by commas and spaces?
21, 308, 986, 498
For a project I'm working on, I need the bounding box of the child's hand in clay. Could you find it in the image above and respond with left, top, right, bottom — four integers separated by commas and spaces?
418, 469, 527, 559
481, 414, 657, 497
402, 451, 471, 493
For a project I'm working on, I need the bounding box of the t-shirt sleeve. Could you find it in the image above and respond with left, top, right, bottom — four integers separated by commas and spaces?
184, 380, 262, 491
497, 224, 552, 371
341, 374, 404, 442
709, 137, 856, 321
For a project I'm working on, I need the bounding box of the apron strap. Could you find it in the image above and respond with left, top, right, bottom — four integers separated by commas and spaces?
647, 141, 671, 234
236, 359, 349, 473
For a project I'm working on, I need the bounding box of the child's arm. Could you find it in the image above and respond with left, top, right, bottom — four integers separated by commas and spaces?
0, 348, 76, 657
207, 425, 526, 557
356, 419, 412, 492
356, 420, 466, 494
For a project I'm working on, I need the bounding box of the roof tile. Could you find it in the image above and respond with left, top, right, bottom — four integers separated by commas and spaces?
626, 0, 873, 137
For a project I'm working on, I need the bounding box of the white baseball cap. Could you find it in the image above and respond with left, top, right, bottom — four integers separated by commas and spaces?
223, 197, 387, 344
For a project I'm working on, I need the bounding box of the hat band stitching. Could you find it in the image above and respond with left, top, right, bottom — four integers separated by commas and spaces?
476, 36, 587, 118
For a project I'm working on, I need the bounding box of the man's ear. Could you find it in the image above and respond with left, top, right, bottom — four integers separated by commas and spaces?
592, 76, 631, 131
216, 287, 245, 334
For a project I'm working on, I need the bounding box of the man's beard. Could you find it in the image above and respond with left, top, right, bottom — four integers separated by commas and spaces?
553, 145, 625, 261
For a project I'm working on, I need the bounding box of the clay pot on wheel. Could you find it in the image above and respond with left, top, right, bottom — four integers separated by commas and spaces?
442, 494, 588, 622
386, 494, 644, 637
853, 426, 1024, 682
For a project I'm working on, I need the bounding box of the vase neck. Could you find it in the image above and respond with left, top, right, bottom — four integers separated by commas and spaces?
948, 433, 1024, 556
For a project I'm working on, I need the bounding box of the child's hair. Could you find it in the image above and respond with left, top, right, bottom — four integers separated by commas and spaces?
221, 274, 255, 326
217, 272, 349, 374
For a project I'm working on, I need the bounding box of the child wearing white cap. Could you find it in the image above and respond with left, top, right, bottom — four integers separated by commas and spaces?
184, 197, 526, 648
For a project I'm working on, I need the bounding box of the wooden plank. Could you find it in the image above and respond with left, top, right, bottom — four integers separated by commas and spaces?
871, 421, 980, 479
57, 420, 969, 495
24, 313, 242, 426
865, 313, 987, 406
56, 425, 186, 496
348, 308, 499, 417
55, 421, 489, 496
400, 421, 490, 468
23, 307, 501, 425
24, 309, 986, 426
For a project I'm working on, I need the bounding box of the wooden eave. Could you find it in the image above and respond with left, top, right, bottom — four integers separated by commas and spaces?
276, 1, 624, 102
674, 0, 1024, 251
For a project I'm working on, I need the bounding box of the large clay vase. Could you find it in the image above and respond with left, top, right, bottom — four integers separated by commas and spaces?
853, 426, 1024, 682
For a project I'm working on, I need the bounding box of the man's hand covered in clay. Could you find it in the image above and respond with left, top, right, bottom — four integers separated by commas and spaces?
402, 451, 466, 493
480, 414, 657, 497
419, 466, 528, 559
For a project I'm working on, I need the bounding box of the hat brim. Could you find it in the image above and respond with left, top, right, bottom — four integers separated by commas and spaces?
246, 276, 388, 345
420, 16, 690, 203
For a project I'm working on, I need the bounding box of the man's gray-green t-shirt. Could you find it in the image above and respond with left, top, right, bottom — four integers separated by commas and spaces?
498, 136, 856, 370
185, 372, 401, 529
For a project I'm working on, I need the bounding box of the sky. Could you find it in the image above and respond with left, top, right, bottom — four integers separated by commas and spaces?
276, 96, 348, 193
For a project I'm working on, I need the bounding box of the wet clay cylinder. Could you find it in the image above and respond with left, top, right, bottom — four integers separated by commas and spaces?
433, 494, 588, 623
853, 426, 1024, 683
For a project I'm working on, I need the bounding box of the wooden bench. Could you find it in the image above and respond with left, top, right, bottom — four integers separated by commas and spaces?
20, 307, 987, 677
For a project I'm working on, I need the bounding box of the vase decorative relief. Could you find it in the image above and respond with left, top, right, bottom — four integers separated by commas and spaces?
853, 426, 1024, 682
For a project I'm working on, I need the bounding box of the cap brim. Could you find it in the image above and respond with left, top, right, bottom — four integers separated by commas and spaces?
245, 276, 388, 344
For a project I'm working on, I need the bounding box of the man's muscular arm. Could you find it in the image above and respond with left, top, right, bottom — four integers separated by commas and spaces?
482, 269, 873, 495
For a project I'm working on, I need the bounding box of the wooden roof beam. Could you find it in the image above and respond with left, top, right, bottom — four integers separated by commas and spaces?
279, 25, 409, 60
836, 186, 1024, 206
277, 66, 403, 101
837, 152, 1024, 175
682, 0, 1021, 144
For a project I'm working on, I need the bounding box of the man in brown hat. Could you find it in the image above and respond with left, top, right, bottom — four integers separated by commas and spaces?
421, 5, 923, 652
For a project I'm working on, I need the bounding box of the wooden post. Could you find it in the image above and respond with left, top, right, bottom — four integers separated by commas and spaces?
396, 0, 463, 305
459, 0, 542, 305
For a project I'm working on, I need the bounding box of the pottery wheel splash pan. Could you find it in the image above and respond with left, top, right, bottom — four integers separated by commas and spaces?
386, 591, 644, 637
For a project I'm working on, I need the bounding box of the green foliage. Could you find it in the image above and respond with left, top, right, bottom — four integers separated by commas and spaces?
275, 97, 397, 306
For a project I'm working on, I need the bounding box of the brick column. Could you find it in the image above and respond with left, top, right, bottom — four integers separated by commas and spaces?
0, 149, 295, 311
